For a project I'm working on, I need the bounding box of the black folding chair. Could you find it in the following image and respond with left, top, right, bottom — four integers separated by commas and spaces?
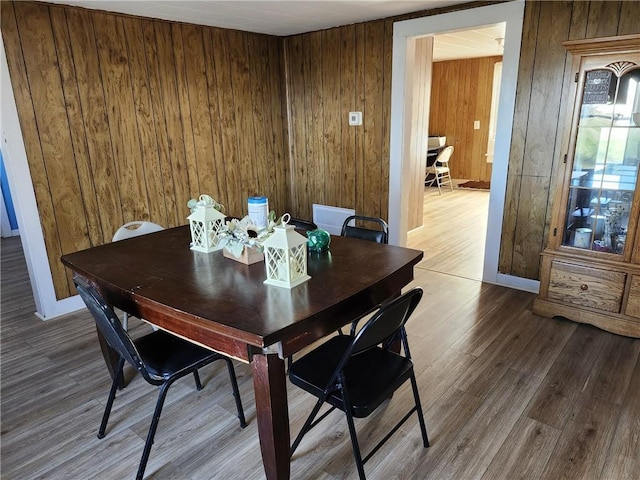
74, 277, 247, 480
288, 217, 318, 232
288, 288, 429, 479
338, 214, 390, 335
341, 215, 388, 244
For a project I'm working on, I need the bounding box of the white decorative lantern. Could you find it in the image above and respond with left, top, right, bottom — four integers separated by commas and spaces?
187, 194, 226, 253
263, 214, 310, 289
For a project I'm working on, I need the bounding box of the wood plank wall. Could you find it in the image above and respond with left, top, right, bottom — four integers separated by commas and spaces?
1, 1, 288, 300
285, 0, 640, 281
283, 21, 393, 222
429, 55, 502, 183
499, 0, 640, 279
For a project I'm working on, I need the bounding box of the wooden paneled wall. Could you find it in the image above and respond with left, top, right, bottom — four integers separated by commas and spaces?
499, 0, 640, 279
285, 0, 640, 281
4, 1, 640, 303
1, 1, 288, 300
429, 55, 502, 183
283, 21, 393, 222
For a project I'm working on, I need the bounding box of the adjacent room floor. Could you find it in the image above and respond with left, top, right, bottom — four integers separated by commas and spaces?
408, 185, 489, 281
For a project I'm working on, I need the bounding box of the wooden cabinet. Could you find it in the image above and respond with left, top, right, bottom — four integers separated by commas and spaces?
534, 35, 640, 338
627, 276, 640, 318
546, 261, 626, 313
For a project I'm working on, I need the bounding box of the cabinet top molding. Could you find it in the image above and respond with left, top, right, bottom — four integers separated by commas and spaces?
563, 34, 640, 54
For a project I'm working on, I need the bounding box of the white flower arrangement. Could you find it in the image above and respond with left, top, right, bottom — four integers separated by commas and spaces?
218, 212, 279, 258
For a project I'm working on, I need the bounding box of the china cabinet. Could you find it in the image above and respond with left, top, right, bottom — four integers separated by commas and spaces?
534, 35, 640, 337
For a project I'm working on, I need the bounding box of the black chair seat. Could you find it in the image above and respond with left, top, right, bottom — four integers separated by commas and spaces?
289, 335, 414, 418
135, 331, 220, 380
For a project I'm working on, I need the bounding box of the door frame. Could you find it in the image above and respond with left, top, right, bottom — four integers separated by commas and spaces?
388, 0, 538, 292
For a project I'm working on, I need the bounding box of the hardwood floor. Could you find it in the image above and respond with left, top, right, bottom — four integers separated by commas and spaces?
408, 186, 489, 281
2, 203, 639, 479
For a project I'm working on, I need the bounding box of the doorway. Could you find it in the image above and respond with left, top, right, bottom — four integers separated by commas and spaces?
388, 1, 527, 289
409, 25, 505, 281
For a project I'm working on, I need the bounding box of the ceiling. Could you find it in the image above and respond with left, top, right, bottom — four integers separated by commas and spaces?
45, 0, 504, 60
46, 1, 471, 36
433, 24, 505, 61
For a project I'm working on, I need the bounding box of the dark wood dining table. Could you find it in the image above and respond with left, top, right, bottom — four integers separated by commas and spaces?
61, 225, 423, 479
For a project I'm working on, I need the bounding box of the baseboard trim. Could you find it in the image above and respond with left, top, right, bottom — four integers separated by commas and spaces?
492, 273, 540, 294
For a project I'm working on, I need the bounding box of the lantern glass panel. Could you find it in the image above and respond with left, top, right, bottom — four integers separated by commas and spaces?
191, 221, 205, 247
266, 247, 287, 281
289, 245, 307, 281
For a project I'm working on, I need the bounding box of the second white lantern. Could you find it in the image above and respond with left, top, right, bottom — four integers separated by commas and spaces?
263, 214, 310, 289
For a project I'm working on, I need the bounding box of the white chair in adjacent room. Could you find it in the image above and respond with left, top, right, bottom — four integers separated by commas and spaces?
425, 145, 454, 194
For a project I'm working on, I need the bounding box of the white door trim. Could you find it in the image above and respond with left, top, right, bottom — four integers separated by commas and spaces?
389, 0, 537, 291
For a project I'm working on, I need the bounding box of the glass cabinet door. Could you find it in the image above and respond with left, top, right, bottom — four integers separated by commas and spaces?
564, 63, 640, 255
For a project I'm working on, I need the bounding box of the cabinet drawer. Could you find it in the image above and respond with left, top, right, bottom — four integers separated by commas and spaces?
626, 276, 640, 319
548, 261, 625, 313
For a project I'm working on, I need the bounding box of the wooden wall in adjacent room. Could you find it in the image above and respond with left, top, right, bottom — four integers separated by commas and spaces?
429, 55, 502, 183
283, 21, 393, 222
1, 1, 288, 300
499, 0, 640, 279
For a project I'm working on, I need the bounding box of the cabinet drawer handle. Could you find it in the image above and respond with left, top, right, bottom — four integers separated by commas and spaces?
580, 284, 589, 291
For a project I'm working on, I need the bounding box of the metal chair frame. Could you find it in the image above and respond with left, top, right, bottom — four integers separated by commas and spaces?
425, 145, 454, 194
289, 288, 429, 479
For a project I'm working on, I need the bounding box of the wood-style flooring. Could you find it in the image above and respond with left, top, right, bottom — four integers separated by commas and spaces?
408, 187, 489, 281
2, 191, 639, 479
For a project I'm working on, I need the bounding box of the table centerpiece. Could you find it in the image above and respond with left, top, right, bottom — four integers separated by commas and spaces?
218, 212, 278, 265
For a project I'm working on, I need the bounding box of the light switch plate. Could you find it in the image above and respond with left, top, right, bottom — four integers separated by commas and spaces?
474, 120, 481, 130
349, 112, 362, 126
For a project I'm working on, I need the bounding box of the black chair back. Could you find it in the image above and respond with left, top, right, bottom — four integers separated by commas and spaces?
352, 288, 422, 354
289, 217, 318, 232
74, 277, 152, 381
341, 215, 388, 244
331, 289, 422, 378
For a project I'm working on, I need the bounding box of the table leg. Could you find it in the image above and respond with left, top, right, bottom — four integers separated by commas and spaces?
251, 353, 290, 480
